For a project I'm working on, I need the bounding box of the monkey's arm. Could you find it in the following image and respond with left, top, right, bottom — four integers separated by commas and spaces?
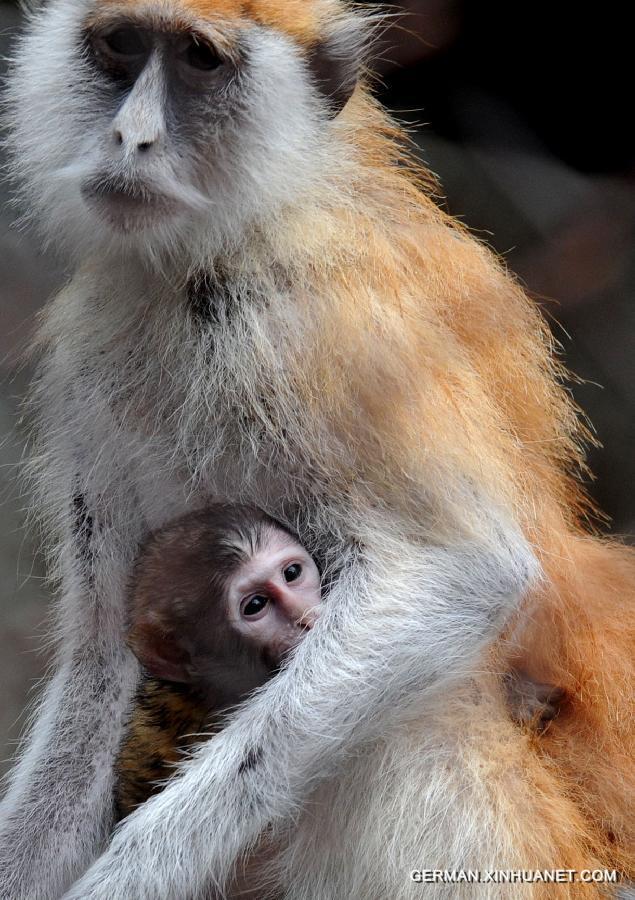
63, 525, 537, 899
0, 490, 142, 900
0, 646, 138, 900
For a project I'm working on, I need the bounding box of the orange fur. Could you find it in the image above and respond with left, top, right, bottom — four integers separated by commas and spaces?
272, 94, 589, 537
251, 90, 635, 878
437, 678, 620, 896
510, 535, 635, 875
96, 0, 338, 43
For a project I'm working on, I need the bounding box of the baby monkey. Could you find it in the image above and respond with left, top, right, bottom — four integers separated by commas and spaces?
116, 505, 565, 819
115, 504, 321, 819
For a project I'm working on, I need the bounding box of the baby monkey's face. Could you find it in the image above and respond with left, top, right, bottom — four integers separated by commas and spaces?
126, 509, 323, 696
226, 529, 322, 662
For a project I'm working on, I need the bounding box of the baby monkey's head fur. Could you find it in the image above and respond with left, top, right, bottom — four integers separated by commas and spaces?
128, 503, 321, 709
6, 0, 369, 261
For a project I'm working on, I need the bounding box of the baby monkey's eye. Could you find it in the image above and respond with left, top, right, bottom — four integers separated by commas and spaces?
241, 594, 270, 618
283, 563, 302, 583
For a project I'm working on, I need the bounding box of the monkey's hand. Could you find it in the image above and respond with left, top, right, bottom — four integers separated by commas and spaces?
62, 531, 536, 899
60, 722, 277, 900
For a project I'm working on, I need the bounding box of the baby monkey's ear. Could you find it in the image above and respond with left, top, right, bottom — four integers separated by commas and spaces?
128, 618, 192, 683
307, 12, 369, 114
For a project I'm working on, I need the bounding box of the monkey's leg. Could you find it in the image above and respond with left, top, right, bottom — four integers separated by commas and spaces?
61, 522, 537, 899
0, 493, 143, 900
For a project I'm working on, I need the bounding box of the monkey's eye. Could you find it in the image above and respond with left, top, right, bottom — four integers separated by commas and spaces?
241, 594, 270, 618
182, 36, 222, 72
283, 563, 302, 583
100, 26, 148, 58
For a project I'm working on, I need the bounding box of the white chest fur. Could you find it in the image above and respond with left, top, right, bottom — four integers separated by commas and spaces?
40, 261, 326, 543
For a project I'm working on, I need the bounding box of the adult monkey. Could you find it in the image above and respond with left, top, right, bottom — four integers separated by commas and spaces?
1, 0, 633, 897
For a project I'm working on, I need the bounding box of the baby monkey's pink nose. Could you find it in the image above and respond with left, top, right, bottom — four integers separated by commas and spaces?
268, 584, 320, 629
295, 605, 319, 630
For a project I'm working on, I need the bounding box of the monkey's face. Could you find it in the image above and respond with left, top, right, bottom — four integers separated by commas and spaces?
7, 0, 364, 258
226, 529, 321, 664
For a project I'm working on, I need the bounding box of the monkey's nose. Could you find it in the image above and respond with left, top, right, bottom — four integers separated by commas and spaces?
113, 128, 156, 154
295, 607, 318, 630
274, 592, 315, 629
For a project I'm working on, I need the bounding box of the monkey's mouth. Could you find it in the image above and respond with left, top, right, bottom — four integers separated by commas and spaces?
81, 175, 175, 231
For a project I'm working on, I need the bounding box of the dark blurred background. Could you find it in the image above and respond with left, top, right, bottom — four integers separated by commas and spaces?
1, 1, 633, 772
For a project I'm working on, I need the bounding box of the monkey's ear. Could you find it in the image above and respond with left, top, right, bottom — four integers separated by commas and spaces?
128, 620, 192, 683
307, 13, 368, 114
